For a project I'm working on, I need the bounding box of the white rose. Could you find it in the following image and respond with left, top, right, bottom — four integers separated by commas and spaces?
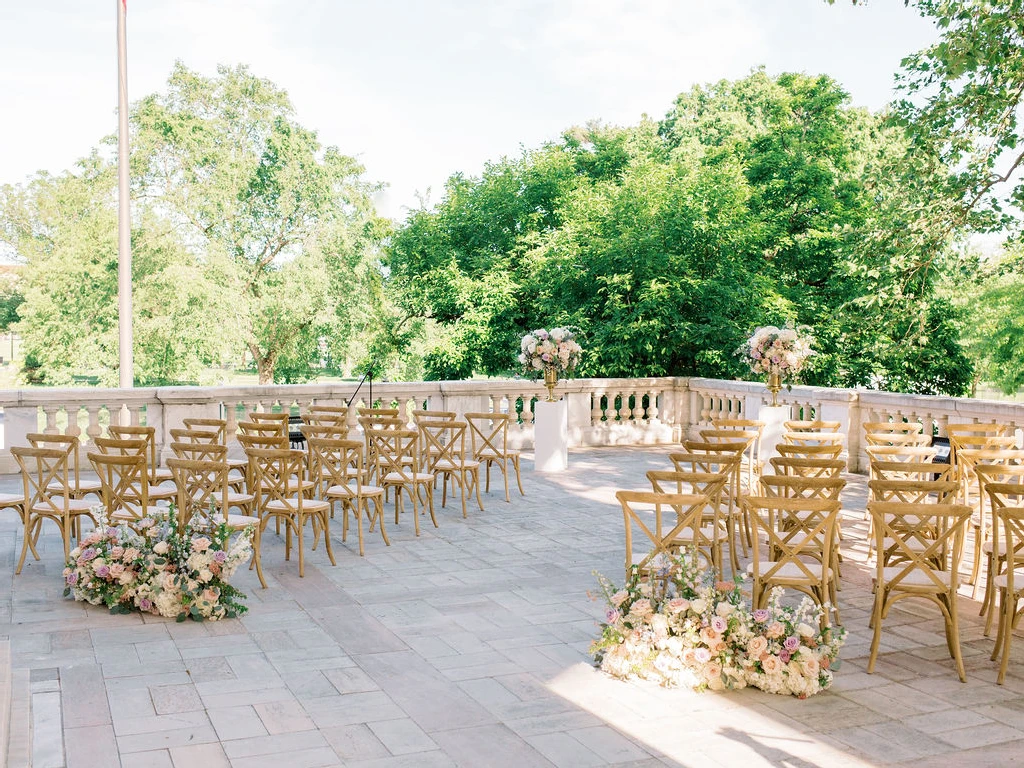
715, 602, 734, 617
797, 623, 816, 639
153, 541, 170, 555
691, 599, 707, 614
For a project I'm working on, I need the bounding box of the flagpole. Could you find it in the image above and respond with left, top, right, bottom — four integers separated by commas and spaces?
116, 0, 133, 388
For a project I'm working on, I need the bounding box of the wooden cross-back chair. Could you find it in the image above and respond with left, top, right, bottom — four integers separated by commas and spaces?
166, 454, 263, 585
309, 404, 349, 417
25, 432, 102, 502
107, 425, 173, 487
759, 475, 846, 501
182, 418, 227, 443
865, 445, 939, 465
742, 495, 842, 626
782, 431, 846, 448
864, 432, 933, 448
680, 441, 750, 554
92, 436, 177, 505
87, 450, 164, 531
418, 420, 483, 518
169, 427, 220, 445
307, 436, 388, 557
303, 413, 350, 430
245, 446, 335, 580
465, 412, 523, 502
974, 464, 1024, 635
954, 448, 1024, 598
699, 429, 760, 492
168, 442, 253, 513
869, 461, 953, 483
11, 445, 97, 573
866, 500, 972, 682
616, 489, 717, 582
645, 469, 730, 575
366, 427, 437, 536
981, 474, 1024, 683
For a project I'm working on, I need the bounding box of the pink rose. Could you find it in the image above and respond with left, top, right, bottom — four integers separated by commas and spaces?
766, 622, 785, 639
192, 537, 211, 552
762, 655, 781, 674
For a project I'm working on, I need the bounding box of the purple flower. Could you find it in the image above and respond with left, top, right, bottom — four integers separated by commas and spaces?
106, 527, 118, 537
783, 635, 800, 652
95, 565, 110, 578
80, 548, 97, 561
138, 598, 153, 611
779, 650, 791, 664
710, 616, 728, 634
65, 572, 78, 585
752, 609, 770, 623
605, 608, 620, 624
213, 551, 227, 563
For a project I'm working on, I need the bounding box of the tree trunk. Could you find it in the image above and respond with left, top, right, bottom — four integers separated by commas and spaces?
250, 345, 276, 385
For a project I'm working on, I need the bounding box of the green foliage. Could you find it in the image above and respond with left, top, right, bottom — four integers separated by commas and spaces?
387, 71, 975, 394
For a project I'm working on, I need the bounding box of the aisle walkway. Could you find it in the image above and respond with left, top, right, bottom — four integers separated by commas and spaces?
1, 447, 1023, 767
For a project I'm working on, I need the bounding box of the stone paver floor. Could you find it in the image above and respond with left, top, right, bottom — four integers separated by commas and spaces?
3, 446, 1024, 767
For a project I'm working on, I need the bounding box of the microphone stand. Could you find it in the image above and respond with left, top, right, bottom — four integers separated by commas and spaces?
347, 358, 378, 408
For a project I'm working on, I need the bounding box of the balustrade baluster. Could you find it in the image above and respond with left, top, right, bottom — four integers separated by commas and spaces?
622, 391, 636, 421
592, 393, 604, 424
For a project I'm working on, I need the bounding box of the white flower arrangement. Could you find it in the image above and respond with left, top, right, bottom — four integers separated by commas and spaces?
590, 551, 845, 697
518, 327, 582, 375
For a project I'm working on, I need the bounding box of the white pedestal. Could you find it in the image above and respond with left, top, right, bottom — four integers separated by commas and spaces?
758, 405, 790, 466
534, 400, 568, 472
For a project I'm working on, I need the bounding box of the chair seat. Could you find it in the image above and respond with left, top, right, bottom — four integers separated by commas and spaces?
383, 471, 434, 484
147, 484, 178, 501
216, 492, 256, 506
760, 560, 830, 582
30, 496, 96, 515
265, 498, 331, 514
111, 505, 165, 521
433, 459, 480, 471
152, 467, 173, 482
0, 493, 25, 508
880, 565, 958, 590
46, 480, 101, 495
325, 483, 385, 499
226, 514, 260, 529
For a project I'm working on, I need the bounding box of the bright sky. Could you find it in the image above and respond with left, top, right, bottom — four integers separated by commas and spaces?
0, 0, 937, 220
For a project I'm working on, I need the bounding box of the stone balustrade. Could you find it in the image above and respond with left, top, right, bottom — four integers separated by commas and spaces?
0, 376, 1021, 474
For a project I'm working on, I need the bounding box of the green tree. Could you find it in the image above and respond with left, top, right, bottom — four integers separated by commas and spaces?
130, 62, 385, 383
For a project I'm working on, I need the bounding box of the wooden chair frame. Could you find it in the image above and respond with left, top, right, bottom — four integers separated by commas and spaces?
616, 489, 715, 582
465, 412, 524, 502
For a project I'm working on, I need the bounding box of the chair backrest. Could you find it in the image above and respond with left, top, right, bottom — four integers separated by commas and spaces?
169, 427, 220, 445
87, 450, 150, 522
867, 500, 972, 589
237, 420, 289, 439
412, 409, 457, 424
169, 442, 228, 463
669, 451, 741, 476
774, 442, 843, 460
865, 444, 939, 463
863, 431, 932, 448
246, 412, 290, 437
418, 420, 468, 472
984, 476, 1024, 590
182, 418, 227, 443
768, 456, 845, 479
710, 419, 765, 432
25, 433, 85, 491
93, 436, 150, 457
616, 489, 712, 579
367, 428, 420, 481
12, 445, 72, 513
306, 436, 364, 496
245, 447, 307, 511
947, 422, 1012, 440
465, 412, 513, 459
303, 413, 350, 429
167, 456, 230, 525
869, 460, 953, 482
646, 469, 728, 500
782, 431, 845, 447
108, 425, 160, 476
357, 407, 400, 419
742, 496, 841, 587
862, 421, 924, 435
868, 478, 959, 504
784, 420, 841, 433
758, 474, 846, 501
299, 423, 349, 440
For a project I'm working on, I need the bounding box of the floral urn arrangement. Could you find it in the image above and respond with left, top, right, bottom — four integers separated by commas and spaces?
519, 327, 582, 401
737, 324, 815, 406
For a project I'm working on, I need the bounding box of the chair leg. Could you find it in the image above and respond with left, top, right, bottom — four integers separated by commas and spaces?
253, 525, 267, 589
296, 515, 305, 578
321, 511, 336, 566
372, 497, 390, 547
867, 589, 886, 674
513, 456, 524, 496
473, 468, 484, 511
